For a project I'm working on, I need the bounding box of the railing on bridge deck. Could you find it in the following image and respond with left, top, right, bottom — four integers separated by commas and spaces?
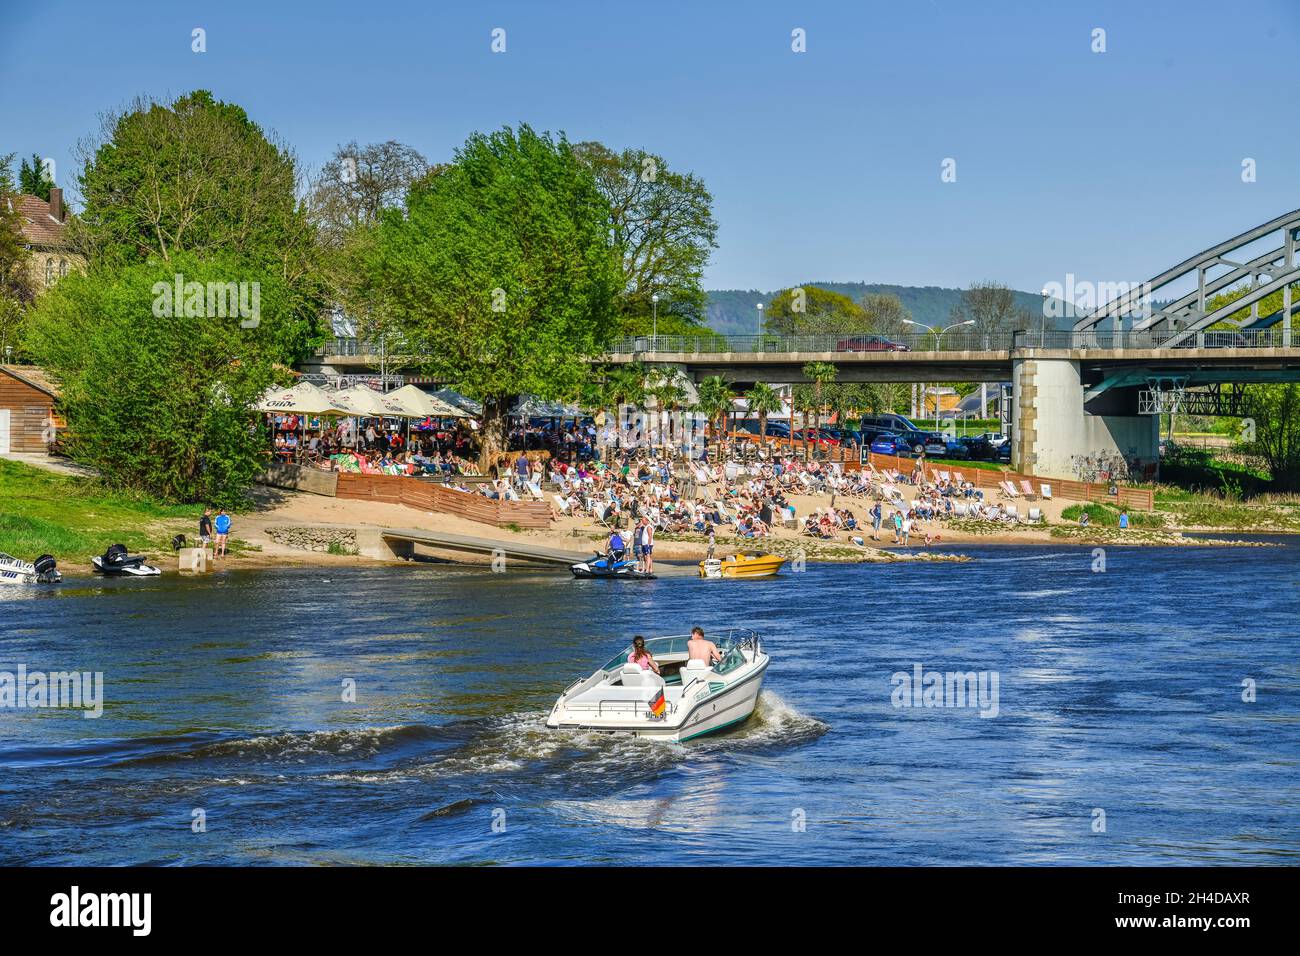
315, 327, 1298, 362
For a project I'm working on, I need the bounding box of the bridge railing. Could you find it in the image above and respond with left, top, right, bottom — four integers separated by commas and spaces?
316, 328, 1297, 360
608, 332, 1015, 354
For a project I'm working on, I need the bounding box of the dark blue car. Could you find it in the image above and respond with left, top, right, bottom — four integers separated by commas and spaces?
869, 433, 913, 456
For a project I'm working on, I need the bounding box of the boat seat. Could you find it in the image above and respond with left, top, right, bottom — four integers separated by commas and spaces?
620, 663, 663, 689
679, 659, 712, 687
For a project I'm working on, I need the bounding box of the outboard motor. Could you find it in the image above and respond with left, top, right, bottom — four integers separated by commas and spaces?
33, 554, 61, 584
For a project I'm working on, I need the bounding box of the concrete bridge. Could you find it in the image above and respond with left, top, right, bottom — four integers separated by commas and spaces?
308, 208, 1300, 480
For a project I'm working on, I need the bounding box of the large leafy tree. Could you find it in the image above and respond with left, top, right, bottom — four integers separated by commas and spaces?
362, 124, 621, 465
24, 255, 294, 501
573, 141, 718, 333
764, 286, 868, 337
75, 90, 322, 331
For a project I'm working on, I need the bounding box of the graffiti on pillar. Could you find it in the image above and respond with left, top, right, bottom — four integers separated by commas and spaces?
1070, 451, 1132, 482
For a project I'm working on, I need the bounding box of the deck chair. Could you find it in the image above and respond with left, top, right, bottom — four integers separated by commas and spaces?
1006, 504, 1019, 521
1000, 480, 1021, 498
1040, 483, 1052, 500
953, 471, 965, 484
1018, 480, 1037, 500
938, 470, 951, 482
954, 502, 968, 517
1027, 507, 1042, 522
553, 494, 572, 516
525, 480, 545, 501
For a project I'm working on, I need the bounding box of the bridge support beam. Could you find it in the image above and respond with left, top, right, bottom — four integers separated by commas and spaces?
1011, 357, 1159, 480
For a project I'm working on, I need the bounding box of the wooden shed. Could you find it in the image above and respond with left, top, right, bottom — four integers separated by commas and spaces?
0, 365, 59, 454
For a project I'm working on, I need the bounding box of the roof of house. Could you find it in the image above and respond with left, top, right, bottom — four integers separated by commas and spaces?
0, 364, 60, 398
10, 193, 69, 249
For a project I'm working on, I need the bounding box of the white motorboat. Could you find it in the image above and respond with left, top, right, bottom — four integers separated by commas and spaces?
0, 552, 61, 585
545, 629, 769, 742
91, 544, 161, 577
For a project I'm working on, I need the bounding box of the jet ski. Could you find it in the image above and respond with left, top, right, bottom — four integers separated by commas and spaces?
0, 552, 62, 585
91, 543, 162, 577
570, 550, 656, 580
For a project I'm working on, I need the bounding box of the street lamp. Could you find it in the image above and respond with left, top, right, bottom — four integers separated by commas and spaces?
651, 292, 659, 346
903, 318, 975, 430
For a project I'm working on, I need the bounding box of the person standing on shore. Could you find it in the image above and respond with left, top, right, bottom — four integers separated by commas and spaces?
198, 508, 213, 553
213, 508, 231, 558
870, 500, 883, 541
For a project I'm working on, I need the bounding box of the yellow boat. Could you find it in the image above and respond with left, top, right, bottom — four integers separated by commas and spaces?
698, 553, 787, 579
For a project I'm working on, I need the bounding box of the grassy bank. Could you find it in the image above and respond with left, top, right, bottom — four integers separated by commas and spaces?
0, 458, 203, 562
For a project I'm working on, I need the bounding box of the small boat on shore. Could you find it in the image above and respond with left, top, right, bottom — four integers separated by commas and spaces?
91, 544, 161, 577
0, 552, 62, 585
570, 551, 656, 580
545, 629, 769, 741
699, 553, 786, 579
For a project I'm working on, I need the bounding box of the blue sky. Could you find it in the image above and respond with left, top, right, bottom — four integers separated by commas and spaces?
3, 0, 1297, 293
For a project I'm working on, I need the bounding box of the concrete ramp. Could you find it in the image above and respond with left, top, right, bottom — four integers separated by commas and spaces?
357, 526, 591, 566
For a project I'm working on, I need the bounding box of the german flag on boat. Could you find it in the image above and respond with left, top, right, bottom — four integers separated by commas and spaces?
648, 688, 667, 718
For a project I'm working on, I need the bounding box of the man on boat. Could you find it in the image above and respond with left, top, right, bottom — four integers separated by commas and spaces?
687, 626, 722, 666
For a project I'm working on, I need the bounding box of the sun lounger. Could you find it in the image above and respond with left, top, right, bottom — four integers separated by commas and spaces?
1040, 483, 1052, 500
954, 502, 968, 517
1018, 479, 1037, 500
1006, 504, 1019, 521
553, 494, 572, 516
953, 471, 965, 484
1000, 480, 1020, 498
1027, 506, 1042, 522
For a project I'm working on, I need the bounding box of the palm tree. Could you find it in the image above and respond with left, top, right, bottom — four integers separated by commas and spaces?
745, 382, 783, 453
696, 375, 735, 456
802, 362, 838, 462
647, 366, 687, 458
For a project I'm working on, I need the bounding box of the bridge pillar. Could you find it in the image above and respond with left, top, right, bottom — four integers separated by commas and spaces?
1011, 357, 1159, 480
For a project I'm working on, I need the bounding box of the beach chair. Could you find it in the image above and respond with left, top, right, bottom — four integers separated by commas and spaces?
938, 470, 951, 482
1018, 479, 1037, 500
1000, 480, 1021, 499
1006, 504, 1019, 521
553, 494, 572, 516
1028, 506, 1042, 522
525, 480, 545, 501
953, 471, 965, 484
954, 502, 968, 517
1040, 483, 1052, 500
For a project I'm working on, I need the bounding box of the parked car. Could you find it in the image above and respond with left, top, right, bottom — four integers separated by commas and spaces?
910, 432, 949, 456
794, 427, 839, 446
997, 441, 1012, 463
941, 440, 971, 460
980, 432, 1008, 446
958, 436, 998, 461
870, 433, 914, 456
835, 335, 910, 352
861, 413, 922, 434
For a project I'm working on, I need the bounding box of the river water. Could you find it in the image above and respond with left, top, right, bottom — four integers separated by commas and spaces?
1, 541, 1296, 866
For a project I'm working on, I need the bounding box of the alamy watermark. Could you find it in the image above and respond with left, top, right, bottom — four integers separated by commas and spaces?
891, 663, 999, 718
151, 273, 261, 328
0, 666, 104, 718
1040, 273, 1152, 322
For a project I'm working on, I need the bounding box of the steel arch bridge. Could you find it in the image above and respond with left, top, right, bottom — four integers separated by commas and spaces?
1074, 208, 1300, 346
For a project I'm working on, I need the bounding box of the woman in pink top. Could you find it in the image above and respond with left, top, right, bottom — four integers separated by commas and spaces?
627, 635, 660, 674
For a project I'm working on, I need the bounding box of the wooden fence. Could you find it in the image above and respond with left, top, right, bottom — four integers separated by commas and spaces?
336, 474, 553, 529
843, 451, 1155, 510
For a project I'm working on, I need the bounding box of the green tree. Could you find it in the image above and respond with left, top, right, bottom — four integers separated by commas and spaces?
573, 141, 718, 332
0, 154, 36, 359
24, 255, 295, 501
18, 153, 51, 201
362, 124, 622, 465
1241, 383, 1300, 489
765, 286, 868, 337
860, 291, 912, 339
745, 381, 784, 449
801, 361, 838, 460
696, 375, 735, 450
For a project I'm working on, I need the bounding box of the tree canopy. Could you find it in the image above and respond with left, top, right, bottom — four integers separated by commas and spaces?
573, 141, 717, 333
764, 286, 868, 336
361, 124, 622, 463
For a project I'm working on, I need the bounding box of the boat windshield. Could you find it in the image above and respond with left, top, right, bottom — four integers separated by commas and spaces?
600, 631, 756, 672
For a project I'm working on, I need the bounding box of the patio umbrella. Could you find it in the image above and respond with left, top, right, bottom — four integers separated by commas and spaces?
387, 384, 467, 418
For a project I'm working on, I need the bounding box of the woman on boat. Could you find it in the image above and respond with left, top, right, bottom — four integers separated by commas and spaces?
627, 636, 660, 675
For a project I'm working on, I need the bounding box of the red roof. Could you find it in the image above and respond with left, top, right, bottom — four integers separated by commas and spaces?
10, 193, 69, 249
